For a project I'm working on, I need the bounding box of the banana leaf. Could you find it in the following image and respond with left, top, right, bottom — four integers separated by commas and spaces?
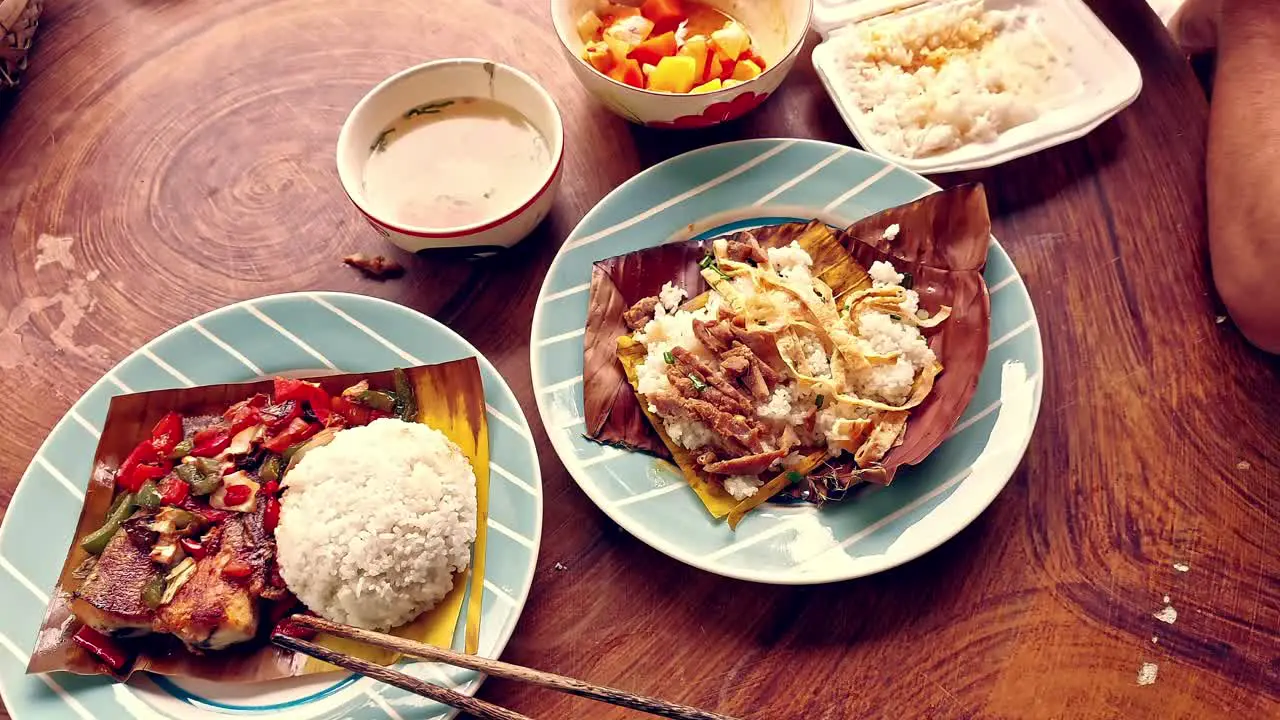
581, 184, 992, 520
27, 359, 488, 681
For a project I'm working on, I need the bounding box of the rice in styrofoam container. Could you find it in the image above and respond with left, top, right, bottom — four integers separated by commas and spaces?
276, 418, 477, 630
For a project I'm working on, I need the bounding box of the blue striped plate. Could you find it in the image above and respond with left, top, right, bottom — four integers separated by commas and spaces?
0, 292, 543, 719
530, 138, 1042, 584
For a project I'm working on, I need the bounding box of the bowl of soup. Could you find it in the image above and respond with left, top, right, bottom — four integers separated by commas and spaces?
550, 0, 812, 128
337, 59, 565, 253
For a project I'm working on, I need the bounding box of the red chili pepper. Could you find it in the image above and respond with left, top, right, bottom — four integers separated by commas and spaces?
159, 476, 189, 505
262, 480, 279, 496
263, 417, 319, 454
263, 496, 281, 532
71, 625, 130, 671
179, 537, 206, 559
190, 426, 232, 457
262, 400, 301, 431
369, 410, 394, 421
330, 397, 372, 426
273, 378, 331, 410
222, 484, 252, 506
119, 461, 168, 493
223, 394, 269, 423
148, 412, 184, 455
116, 441, 160, 491
226, 406, 263, 435
310, 405, 333, 426
222, 559, 253, 579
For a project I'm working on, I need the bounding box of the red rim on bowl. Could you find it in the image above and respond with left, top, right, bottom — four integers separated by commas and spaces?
336, 58, 565, 240
549, 0, 814, 98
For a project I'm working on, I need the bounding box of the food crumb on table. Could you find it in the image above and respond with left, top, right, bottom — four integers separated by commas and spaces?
342, 253, 405, 280
553, 562, 568, 572
1137, 662, 1159, 685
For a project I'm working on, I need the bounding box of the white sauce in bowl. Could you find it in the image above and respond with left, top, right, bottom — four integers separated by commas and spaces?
362, 97, 550, 228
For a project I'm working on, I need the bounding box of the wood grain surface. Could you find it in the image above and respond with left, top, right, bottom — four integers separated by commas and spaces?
1, 1, 1276, 718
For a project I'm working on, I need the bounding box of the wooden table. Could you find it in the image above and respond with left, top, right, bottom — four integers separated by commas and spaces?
2, 1, 1276, 718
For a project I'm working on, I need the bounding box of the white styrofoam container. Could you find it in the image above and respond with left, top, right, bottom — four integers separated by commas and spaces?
810, 0, 1143, 174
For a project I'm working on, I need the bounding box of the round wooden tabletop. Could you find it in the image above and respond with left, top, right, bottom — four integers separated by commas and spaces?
2, 1, 1277, 718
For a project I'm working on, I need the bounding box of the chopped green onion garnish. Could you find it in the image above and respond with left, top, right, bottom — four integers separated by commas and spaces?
901, 272, 915, 290
688, 373, 707, 392
787, 471, 803, 484
663, 351, 675, 365
698, 253, 715, 269
889, 313, 902, 321
815, 395, 825, 408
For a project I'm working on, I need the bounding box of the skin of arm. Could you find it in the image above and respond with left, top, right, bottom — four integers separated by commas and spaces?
1206, 0, 1280, 352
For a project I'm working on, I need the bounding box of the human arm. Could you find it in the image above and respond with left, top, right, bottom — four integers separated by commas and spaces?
1205, 0, 1280, 352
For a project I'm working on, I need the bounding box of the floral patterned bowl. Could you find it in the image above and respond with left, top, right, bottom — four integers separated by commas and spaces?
550, 0, 812, 128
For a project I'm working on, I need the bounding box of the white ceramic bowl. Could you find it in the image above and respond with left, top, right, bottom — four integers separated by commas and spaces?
336, 58, 565, 253
550, 0, 813, 128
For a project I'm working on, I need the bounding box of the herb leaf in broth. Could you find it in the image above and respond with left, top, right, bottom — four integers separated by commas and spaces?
371, 128, 395, 153
404, 100, 455, 119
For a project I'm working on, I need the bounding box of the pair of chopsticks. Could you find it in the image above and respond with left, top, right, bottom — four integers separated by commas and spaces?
272, 615, 740, 720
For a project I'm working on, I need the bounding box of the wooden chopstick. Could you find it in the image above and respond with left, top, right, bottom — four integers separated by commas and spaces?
280, 614, 742, 720
272, 633, 532, 720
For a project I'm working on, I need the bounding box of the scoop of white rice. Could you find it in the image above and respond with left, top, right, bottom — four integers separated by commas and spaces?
276, 418, 477, 631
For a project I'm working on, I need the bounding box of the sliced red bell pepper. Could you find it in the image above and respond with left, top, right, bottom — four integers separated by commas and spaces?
263, 496, 281, 532
262, 400, 302, 431
263, 417, 320, 454
222, 484, 252, 506
310, 405, 333, 426
117, 441, 169, 492
190, 426, 232, 457
179, 537, 207, 559
148, 412, 184, 455
159, 476, 189, 505
226, 405, 263, 435
273, 378, 331, 411
331, 396, 372, 427
223, 394, 268, 423
72, 625, 130, 671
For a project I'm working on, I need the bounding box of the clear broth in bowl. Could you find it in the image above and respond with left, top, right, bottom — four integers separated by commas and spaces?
362, 97, 550, 229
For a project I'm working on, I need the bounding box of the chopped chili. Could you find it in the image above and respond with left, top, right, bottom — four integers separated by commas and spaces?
159, 476, 190, 505
263, 496, 281, 532
263, 417, 319, 454
273, 378, 330, 410
222, 484, 252, 507
179, 537, 207, 559
262, 399, 301, 431
148, 412, 184, 455
189, 426, 232, 457
71, 625, 130, 671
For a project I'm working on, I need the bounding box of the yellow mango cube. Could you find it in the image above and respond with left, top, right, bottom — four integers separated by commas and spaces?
723, 78, 744, 89
691, 78, 722, 94
711, 21, 750, 61
730, 59, 761, 82
679, 36, 709, 83
648, 55, 697, 93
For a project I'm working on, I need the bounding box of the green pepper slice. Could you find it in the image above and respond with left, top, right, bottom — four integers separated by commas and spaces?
168, 438, 194, 460
135, 480, 163, 507
356, 390, 397, 412
79, 492, 138, 555
393, 368, 417, 422
141, 574, 166, 609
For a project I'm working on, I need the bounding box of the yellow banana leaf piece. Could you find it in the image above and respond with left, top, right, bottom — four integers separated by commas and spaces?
305, 360, 490, 671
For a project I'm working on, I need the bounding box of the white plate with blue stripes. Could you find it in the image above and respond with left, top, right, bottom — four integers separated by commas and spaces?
530, 138, 1042, 584
0, 292, 542, 719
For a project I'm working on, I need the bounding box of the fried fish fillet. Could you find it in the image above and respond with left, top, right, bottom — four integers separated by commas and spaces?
153, 516, 266, 651
71, 528, 156, 637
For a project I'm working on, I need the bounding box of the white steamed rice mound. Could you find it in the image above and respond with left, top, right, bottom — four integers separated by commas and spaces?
276, 418, 477, 631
